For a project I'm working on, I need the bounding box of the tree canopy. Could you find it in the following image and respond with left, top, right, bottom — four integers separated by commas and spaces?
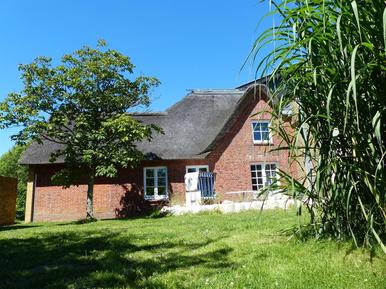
0, 41, 162, 218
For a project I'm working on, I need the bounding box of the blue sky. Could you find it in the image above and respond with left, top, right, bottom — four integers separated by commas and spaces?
0, 0, 272, 155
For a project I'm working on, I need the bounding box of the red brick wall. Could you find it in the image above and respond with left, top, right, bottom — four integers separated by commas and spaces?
30, 95, 295, 221
31, 159, 209, 221
208, 94, 294, 200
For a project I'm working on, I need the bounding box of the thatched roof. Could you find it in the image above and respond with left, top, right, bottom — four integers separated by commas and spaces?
20, 82, 269, 164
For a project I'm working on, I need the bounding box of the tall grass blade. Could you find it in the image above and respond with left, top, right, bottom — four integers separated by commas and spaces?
248, 0, 386, 252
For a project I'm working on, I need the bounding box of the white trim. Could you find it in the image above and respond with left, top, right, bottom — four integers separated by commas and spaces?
250, 162, 279, 191
251, 120, 273, 144
143, 166, 168, 200
185, 165, 209, 174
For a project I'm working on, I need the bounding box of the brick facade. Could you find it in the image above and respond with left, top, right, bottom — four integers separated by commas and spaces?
28, 95, 297, 222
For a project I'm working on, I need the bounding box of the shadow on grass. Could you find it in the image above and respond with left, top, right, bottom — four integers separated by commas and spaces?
0, 224, 43, 232
56, 213, 170, 228
0, 229, 232, 289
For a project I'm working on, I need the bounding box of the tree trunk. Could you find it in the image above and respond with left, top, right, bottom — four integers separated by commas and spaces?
86, 174, 95, 220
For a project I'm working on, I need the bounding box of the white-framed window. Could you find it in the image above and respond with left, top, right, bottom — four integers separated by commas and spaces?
251, 120, 272, 144
186, 165, 209, 174
143, 167, 168, 200
250, 163, 278, 191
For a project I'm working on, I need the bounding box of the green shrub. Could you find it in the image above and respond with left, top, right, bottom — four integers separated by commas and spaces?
251, 0, 386, 252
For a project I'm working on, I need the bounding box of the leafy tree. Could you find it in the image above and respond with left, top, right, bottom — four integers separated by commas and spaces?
251, 1, 386, 252
0, 145, 28, 219
0, 41, 161, 219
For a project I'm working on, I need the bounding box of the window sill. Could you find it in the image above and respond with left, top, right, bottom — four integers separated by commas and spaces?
144, 195, 169, 201
253, 141, 273, 146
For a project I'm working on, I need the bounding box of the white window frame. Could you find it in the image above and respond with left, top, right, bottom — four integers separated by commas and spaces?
185, 165, 209, 174
250, 163, 278, 191
143, 166, 168, 200
251, 120, 273, 144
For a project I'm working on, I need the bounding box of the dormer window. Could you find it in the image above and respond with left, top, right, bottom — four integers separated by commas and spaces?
251, 121, 272, 144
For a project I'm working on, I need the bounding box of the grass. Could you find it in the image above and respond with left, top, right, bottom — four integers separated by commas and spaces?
0, 210, 385, 289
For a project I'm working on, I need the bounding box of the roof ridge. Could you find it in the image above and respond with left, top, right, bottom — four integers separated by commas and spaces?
189, 89, 243, 94
165, 89, 243, 113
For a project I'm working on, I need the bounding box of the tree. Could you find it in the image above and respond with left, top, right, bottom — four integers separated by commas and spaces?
0, 41, 162, 219
0, 145, 28, 219
251, 1, 385, 252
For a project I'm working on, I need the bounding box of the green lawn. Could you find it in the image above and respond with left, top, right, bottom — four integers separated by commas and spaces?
0, 210, 385, 289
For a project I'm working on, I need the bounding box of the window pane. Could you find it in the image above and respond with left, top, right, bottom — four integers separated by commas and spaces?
157, 168, 166, 178
146, 169, 154, 178
254, 131, 261, 141
251, 163, 264, 191
252, 121, 270, 142
199, 167, 208, 172
251, 163, 277, 190
146, 178, 155, 187
261, 122, 269, 132
187, 168, 196, 173
266, 170, 276, 177
158, 177, 166, 187
158, 186, 166, 195
144, 167, 168, 197
266, 164, 276, 171
251, 164, 261, 171
146, 187, 154, 195
266, 164, 277, 186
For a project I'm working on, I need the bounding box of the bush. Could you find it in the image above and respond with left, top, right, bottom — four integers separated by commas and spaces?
0, 145, 27, 219
251, 0, 386, 252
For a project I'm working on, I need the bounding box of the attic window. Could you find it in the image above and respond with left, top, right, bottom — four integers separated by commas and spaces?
251, 121, 272, 144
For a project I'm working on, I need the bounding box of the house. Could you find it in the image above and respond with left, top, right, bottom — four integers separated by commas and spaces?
20, 80, 298, 222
